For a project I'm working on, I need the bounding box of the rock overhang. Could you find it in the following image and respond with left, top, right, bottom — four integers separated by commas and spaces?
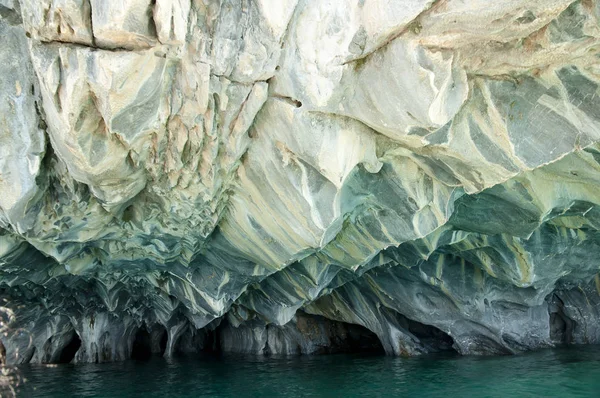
1, 0, 600, 363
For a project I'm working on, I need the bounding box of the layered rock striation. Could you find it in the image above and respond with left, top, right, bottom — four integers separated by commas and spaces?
2, 0, 600, 363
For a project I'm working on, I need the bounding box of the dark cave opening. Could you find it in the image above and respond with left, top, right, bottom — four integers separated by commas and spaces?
203, 327, 222, 354
211, 315, 386, 356
550, 312, 568, 343
395, 313, 456, 353
549, 309, 574, 344
159, 329, 168, 355
548, 293, 575, 345
343, 324, 386, 354
0, 340, 5, 365
172, 324, 224, 357
23, 347, 36, 364
147, 325, 168, 357
131, 327, 153, 361
170, 331, 189, 357
323, 319, 386, 355
58, 332, 81, 364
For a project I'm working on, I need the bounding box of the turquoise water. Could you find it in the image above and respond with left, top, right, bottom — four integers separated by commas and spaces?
15, 346, 600, 397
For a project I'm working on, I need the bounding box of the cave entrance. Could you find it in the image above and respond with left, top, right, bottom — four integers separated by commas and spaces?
550, 312, 570, 344
169, 325, 222, 357
0, 340, 6, 365
295, 312, 386, 355
548, 294, 574, 344
397, 313, 456, 353
202, 326, 221, 354
159, 329, 168, 356
338, 322, 386, 355
384, 309, 457, 354
131, 327, 153, 361
58, 332, 81, 363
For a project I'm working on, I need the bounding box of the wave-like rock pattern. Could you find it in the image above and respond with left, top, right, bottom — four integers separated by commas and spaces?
2, 0, 600, 363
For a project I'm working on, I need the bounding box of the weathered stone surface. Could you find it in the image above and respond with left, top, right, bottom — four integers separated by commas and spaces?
20, 0, 94, 45
90, 0, 157, 50
2, 0, 600, 364
0, 14, 45, 233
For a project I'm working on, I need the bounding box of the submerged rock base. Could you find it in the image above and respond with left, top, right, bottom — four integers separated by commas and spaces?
2, 1, 600, 364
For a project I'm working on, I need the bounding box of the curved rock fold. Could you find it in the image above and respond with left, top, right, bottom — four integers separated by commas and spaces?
2, 0, 600, 364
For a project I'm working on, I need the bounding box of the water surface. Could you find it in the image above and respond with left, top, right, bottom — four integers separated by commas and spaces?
16, 346, 600, 397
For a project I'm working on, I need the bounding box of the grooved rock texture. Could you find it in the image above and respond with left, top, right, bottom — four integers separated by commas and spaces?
2, 0, 600, 363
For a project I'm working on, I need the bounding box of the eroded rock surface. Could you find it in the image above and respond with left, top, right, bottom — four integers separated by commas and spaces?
2, 0, 600, 364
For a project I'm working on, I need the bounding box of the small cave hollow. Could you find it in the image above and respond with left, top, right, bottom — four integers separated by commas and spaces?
147, 325, 168, 357
202, 327, 222, 354
58, 332, 81, 364
548, 293, 575, 345
170, 325, 222, 357
0, 339, 5, 365
396, 313, 457, 353
131, 327, 153, 361
159, 329, 168, 356
294, 312, 386, 355
549, 311, 574, 344
24, 347, 36, 364
337, 322, 386, 355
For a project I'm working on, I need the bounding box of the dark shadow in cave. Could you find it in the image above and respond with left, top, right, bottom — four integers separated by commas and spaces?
548, 294, 574, 344
394, 312, 456, 353
0, 339, 6, 365
170, 333, 184, 357
337, 323, 386, 355
314, 316, 385, 355
202, 327, 222, 354
146, 324, 168, 357
159, 329, 168, 355
131, 327, 153, 361
550, 312, 571, 344
23, 347, 36, 364
58, 332, 81, 363
170, 324, 223, 357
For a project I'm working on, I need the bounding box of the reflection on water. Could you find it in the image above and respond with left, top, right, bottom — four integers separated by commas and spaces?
17, 346, 600, 397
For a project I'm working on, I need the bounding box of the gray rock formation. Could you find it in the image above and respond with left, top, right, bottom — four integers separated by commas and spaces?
2, 0, 600, 364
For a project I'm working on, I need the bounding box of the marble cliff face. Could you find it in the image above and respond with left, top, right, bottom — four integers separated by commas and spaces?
2, 0, 600, 364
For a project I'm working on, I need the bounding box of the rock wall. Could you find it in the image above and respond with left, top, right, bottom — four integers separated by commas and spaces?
2, 0, 600, 363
